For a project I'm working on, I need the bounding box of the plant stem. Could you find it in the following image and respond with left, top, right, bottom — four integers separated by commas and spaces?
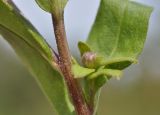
51, 14, 91, 115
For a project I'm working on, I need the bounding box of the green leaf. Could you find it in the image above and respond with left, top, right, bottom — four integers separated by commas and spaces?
0, 26, 75, 115
0, 1, 75, 115
35, 0, 51, 12
84, 68, 122, 107
90, 75, 108, 115
72, 64, 95, 78
78, 41, 91, 56
0, 0, 53, 61
87, 0, 153, 69
88, 69, 122, 80
35, 0, 68, 15
83, 75, 108, 114
101, 57, 137, 70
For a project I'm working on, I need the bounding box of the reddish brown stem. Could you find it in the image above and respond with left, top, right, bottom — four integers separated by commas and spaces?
51, 14, 91, 115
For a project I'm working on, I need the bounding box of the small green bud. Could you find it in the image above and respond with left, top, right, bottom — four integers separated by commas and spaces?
82, 52, 103, 69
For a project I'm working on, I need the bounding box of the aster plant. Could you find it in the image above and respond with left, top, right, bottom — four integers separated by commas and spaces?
0, 0, 152, 115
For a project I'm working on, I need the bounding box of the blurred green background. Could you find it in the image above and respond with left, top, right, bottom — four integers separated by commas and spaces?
0, 0, 160, 115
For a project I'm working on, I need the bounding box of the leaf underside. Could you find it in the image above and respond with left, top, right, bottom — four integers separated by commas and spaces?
35, 0, 68, 16
0, 1, 75, 115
